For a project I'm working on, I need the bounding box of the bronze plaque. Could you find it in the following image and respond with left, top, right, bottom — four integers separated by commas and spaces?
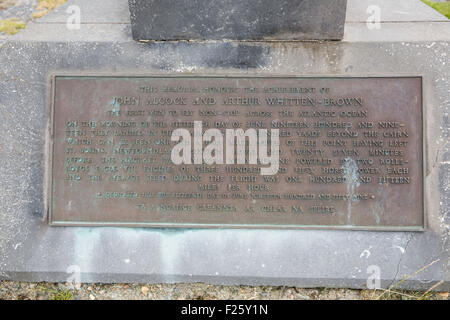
48, 76, 424, 230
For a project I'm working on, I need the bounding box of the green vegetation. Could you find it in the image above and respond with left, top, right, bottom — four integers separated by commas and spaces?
0, 0, 16, 10
32, 0, 67, 19
422, 0, 450, 19
0, 18, 26, 35
365, 259, 446, 300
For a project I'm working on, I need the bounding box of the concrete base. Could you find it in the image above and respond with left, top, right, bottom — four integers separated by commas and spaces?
0, 0, 449, 290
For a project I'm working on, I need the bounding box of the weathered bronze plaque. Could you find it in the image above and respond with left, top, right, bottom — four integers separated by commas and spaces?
48, 76, 424, 230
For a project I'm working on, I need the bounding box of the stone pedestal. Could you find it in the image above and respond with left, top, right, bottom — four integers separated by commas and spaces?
0, 0, 449, 290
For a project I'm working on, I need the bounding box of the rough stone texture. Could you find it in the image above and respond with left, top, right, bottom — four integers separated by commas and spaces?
1, 281, 448, 300
0, 0, 38, 23
128, 0, 347, 41
0, 0, 449, 290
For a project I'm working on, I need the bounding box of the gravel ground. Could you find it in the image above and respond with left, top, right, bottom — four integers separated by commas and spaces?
0, 281, 448, 300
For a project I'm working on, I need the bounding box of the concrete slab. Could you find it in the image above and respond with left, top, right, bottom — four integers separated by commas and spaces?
34, 0, 130, 23
0, 0, 448, 290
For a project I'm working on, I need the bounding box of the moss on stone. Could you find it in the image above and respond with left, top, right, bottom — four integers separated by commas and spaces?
0, 18, 26, 35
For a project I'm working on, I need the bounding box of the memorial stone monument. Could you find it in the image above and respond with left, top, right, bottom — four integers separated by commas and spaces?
0, 0, 449, 290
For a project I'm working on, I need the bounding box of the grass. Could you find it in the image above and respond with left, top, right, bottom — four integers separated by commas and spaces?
36, 285, 74, 300
422, 0, 450, 19
36, 0, 67, 10
362, 259, 447, 300
0, 18, 25, 35
363, 289, 440, 300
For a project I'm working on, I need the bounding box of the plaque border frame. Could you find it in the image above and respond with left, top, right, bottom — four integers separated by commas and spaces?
45, 74, 426, 232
